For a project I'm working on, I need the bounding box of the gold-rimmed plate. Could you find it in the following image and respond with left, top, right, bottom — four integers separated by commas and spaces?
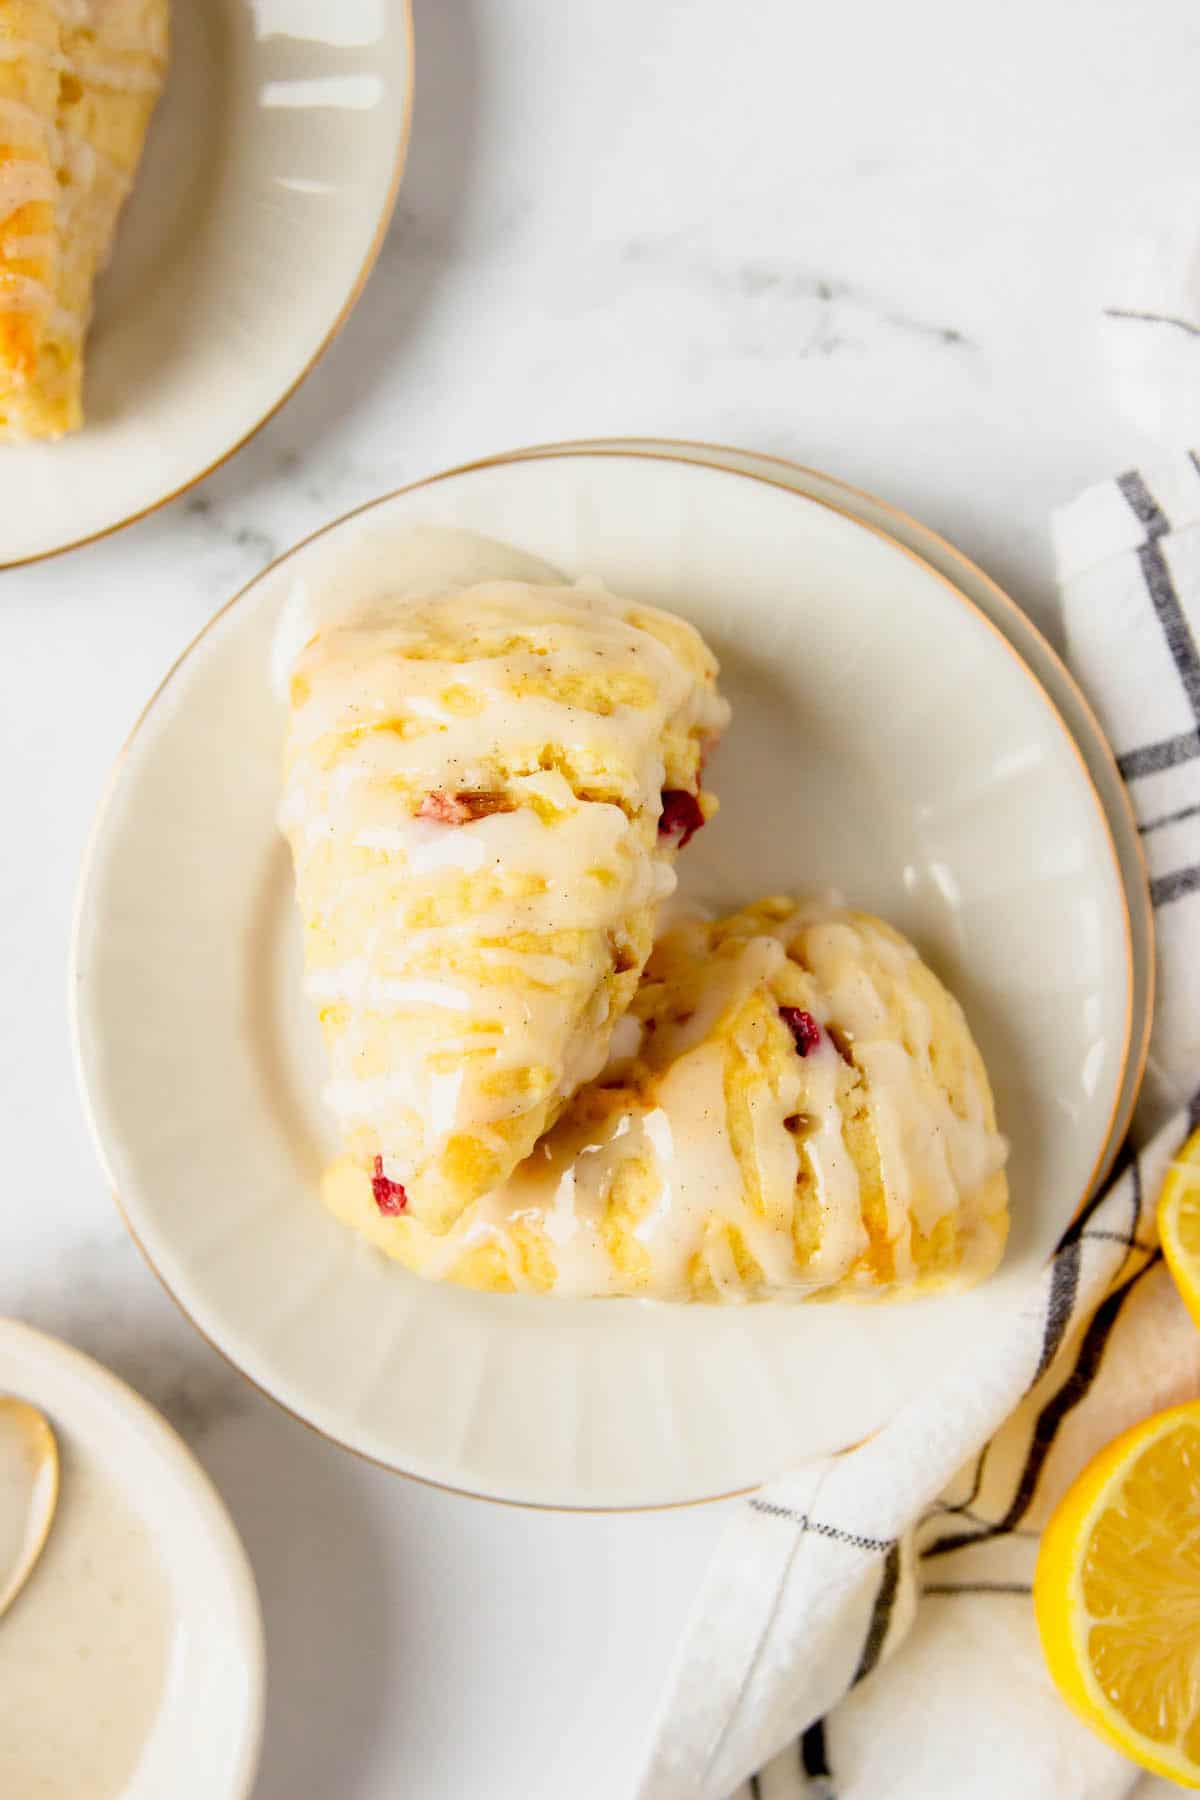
1, 0, 413, 568
72, 450, 1134, 1509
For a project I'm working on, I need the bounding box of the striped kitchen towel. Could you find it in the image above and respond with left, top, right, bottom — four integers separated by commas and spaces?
1058, 455, 1200, 1135
635, 453, 1200, 1800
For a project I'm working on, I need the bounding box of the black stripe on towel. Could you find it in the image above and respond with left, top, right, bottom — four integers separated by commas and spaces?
747, 1499, 893, 1553
1139, 800, 1200, 835
931, 1486, 994, 1528
1082, 1228, 1156, 1250
928, 1224, 1097, 1537
928, 1500, 1039, 1536
923, 1253, 1160, 1559
1059, 1152, 1130, 1250
923, 1581, 1031, 1596
930, 1167, 1148, 1551
1136, 536, 1200, 726
935, 1443, 992, 1520
851, 1542, 902, 1686
800, 1718, 831, 1780
1117, 469, 1171, 540
1151, 865, 1200, 907
748, 1775, 762, 1798
1033, 1238, 1082, 1382
1125, 1145, 1145, 1236
1062, 1147, 1141, 1261
1118, 730, 1200, 779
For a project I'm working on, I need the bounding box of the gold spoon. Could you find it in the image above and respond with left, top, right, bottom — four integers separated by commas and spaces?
0, 1397, 59, 1620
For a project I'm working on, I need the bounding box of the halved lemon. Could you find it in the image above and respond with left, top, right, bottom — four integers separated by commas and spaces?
1034, 1401, 1200, 1786
1159, 1127, 1200, 1328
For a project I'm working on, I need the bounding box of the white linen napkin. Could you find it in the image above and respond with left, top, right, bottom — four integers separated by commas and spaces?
635, 452, 1200, 1800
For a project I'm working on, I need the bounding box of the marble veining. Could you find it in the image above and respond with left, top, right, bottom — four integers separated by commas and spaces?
619, 234, 976, 355
1104, 307, 1200, 339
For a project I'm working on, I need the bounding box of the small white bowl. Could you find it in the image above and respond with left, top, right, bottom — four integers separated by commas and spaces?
0, 1320, 263, 1796
72, 450, 1133, 1509
1, 0, 413, 567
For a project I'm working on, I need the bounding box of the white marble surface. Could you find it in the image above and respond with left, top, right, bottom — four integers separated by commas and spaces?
3, 0, 1198, 1794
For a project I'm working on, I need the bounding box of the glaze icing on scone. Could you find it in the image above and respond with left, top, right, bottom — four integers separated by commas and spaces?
323, 899, 1010, 1301
281, 566, 730, 1234
0, 0, 167, 440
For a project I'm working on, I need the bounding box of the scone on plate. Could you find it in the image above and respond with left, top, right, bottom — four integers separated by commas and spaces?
0, 0, 168, 441
281, 575, 730, 1235
324, 898, 1010, 1302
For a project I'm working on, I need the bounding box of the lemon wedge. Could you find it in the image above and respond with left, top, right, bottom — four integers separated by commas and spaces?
1034, 1401, 1200, 1786
1158, 1127, 1200, 1327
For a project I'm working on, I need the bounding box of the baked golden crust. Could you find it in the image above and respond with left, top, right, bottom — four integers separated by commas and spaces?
0, 0, 167, 441
0, 3, 60, 389
323, 898, 1010, 1303
281, 579, 729, 1234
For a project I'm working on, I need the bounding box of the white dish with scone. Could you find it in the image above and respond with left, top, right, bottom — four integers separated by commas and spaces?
0, 0, 412, 565
72, 450, 1132, 1507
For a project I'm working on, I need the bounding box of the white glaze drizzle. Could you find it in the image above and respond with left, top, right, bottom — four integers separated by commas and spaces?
281, 531, 729, 1217
0, 96, 52, 135
336, 901, 1008, 1300
0, 0, 165, 387
0, 159, 55, 223
0, 271, 51, 309
0, 44, 69, 70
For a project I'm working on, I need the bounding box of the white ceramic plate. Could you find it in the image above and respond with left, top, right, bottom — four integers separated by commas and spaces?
72, 452, 1133, 1509
0, 1319, 263, 1795
501, 438, 1154, 1188
1, 0, 413, 568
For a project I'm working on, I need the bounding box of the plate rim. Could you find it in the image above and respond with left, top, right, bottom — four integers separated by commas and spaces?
71, 443, 1137, 1512
1, 1, 416, 573
0, 1317, 265, 1795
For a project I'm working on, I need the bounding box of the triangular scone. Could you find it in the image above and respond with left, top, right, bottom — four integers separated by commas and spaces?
282, 577, 730, 1235
324, 899, 1009, 1302
0, 3, 61, 403
0, 0, 167, 441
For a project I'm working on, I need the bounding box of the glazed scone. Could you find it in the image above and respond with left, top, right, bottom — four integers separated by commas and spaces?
0, 0, 168, 441
0, 4, 58, 409
323, 898, 1010, 1301
282, 574, 730, 1235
